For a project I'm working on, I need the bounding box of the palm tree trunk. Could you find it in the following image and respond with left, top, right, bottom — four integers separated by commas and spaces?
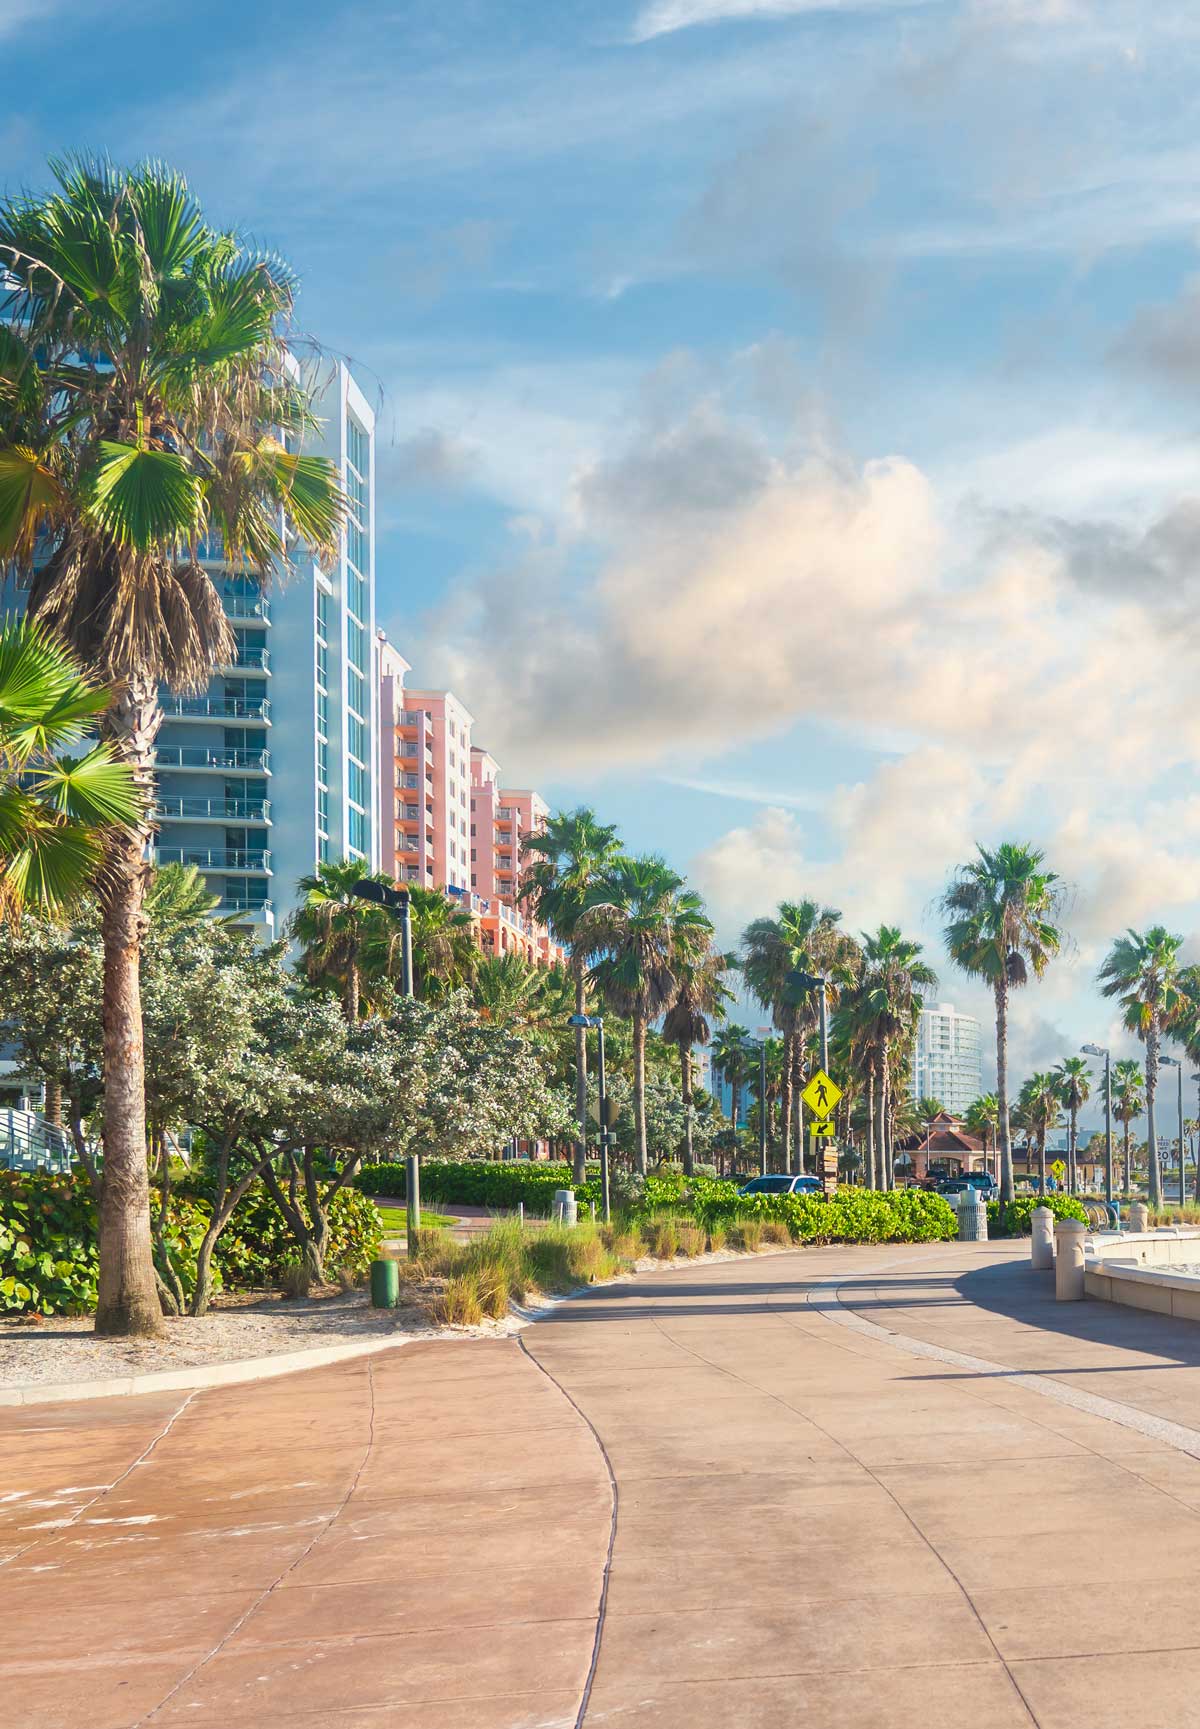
1123, 1119, 1132, 1201
1038, 1130, 1047, 1197
679, 1040, 694, 1177
345, 956, 360, 1023
633, 1012, 648, 1174
866, 1064, 876, 1190
95, 676, 163, 1337
875, 1054, 888, 1192
1146, 1019, 1162, 1209
573, 953, 587, 1185
995, 978, 1014, 1205
1068, 1103, 1077, 1194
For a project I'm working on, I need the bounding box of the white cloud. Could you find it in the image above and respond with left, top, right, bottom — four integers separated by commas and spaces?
631, 0, 921, 41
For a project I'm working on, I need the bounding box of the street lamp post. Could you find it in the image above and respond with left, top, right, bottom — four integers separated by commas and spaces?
1161, 1055, 1185, 1209
1082, 1044, 1113, 1206
569, 1015, 610, 1222
349, 877, 414, 998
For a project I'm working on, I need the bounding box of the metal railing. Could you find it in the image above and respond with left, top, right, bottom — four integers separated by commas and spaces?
0, 1109, 78, 1176
399, 710, 426, 726
218, 895, 274, 917
155, 846, 271, 872
163, 696, 270, 722
156, 746, 271, 773
224, 645, 270, 672
156, 797, 270, 822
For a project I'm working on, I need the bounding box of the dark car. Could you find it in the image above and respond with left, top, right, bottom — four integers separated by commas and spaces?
737, 1174, 825, 1198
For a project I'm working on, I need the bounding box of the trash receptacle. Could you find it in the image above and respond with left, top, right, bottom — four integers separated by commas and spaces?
370, 1258, 400, 1309
553, 1189, 578, 1227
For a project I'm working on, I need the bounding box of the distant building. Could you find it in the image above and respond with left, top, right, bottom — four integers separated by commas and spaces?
910, 1002, 983, 1117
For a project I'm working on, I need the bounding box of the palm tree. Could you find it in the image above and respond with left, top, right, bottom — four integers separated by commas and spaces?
741, 899, 858, 1171
1111, 1057, 1145, 1200
1052, 1056, 1091, 1195
584, 855, 713, 1173
964, 1093, 1000, 1183
661, 941, 732, 1176
0, 619, 140, 915
941, 843, 1064, 1206
848, 927, 936, 1190
711, 1022, 753, 1167
291, 859, 392, 1021
1099, 927, 1185, 1209
472, 950, 545, 1028
1171, 966, 1200, 1204
404, 884, 479, 1001
1019, 1071, 1062, 1196
0, 159, 344, 1335
521, 807, 622, 1181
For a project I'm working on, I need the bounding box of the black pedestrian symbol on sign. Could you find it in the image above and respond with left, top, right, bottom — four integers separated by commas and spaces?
815, 1079, 829, 1110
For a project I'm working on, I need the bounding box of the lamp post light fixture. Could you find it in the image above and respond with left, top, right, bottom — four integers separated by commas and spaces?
349, 877, 413, 998
1081, 1043, 1113, 1205
1160, 1054, 1186, 1209
568, 1014, 610, 1222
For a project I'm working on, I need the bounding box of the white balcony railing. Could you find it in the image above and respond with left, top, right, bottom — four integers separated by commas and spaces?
162, 696, 270, 722
156, 797, 270, 823
156, 746, 270, 773
155, 846, 272, 873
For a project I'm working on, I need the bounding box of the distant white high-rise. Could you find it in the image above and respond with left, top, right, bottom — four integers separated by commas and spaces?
910, 1002, 983, 1117
152, 360, 378, 936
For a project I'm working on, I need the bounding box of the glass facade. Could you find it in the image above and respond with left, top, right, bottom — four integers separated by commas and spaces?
910, 1004, 983, 1117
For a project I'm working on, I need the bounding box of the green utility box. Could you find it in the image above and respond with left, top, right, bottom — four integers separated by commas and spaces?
370, 1258, 400, 1309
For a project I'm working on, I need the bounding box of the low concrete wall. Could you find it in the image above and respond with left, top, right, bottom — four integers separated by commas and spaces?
1083, 1228, 1200, 1320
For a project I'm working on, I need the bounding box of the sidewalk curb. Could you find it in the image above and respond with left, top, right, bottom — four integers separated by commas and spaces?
0, 1334, 415, 1409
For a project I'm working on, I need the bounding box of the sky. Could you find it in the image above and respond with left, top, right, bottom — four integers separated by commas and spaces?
6, 0, 1200, 1114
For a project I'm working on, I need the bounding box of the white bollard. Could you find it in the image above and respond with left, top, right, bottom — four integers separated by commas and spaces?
553, 1188, 578, 1227
1031, 1206, 1055, 1270
1055, 1219, 1087, 1301
1128, 1200, 1149, 1234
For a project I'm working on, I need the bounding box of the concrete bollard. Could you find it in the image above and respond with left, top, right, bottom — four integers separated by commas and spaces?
553, 1188, 578, 1227
1031, 1206, 1055, 1270
958, 1191, 988, 1242
1055, 1219, 1087, 1301
1129, 1200, 1149, 1234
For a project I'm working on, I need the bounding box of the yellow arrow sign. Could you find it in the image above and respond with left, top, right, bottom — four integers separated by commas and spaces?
802, 1069, 842, 1120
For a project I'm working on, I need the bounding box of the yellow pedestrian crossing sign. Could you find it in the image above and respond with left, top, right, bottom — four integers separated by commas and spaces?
802, 1070, 841, 1120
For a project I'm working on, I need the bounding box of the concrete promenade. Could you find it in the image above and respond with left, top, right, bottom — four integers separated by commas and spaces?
9, 1239, 1200, 1725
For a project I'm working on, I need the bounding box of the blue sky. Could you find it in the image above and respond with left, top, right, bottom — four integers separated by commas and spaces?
7, 0, 1200, 1101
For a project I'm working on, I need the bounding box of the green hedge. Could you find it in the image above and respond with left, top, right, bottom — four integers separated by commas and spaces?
354, 1159, 586, 1209
988, 1193, 1088, 1237
689, 1178, 957, 1244
0, 1174, 383, 1315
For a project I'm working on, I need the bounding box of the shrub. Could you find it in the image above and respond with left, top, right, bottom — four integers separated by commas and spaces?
675, 1222, 707, 1257
989, 1193, 1088, 1237
705, 1223, 727, 1252
0, 1172, 98, 1316
215, 1185, 382, 1286
436, 1271, 483, 1326
354, 1159, 587, 1211
728, 1218, 765, 1252
642, 1218, 680, 1259
760, 1220, 791, 1247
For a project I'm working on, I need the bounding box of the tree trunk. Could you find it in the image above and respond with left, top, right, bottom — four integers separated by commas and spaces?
1068, 1102, 1078, 1195
1145, 1020, 1162, 1209
875, 1054, 888, 1193
1038, 1131, 1047, 1197
995, 978, 1014, 1205
866, 1063, 876, 1190
632, 1015, 648, 1175
43, 1077, 63, 1128
1123, 1120, 1132, 1201
679, 1041, 694, 1177
573, 952, 587, 1185
95, 694, 163, 1337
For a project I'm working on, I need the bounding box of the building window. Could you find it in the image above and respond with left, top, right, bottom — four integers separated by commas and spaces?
348, 807, 367, 855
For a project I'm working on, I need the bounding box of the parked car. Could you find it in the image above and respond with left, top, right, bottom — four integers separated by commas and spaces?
737, 1174, 825, 1198
937, 1173, 997, 1200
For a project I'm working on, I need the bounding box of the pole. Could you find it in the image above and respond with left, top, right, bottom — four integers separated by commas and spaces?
405, 1153, 421, 1255
400, 893, 414, 998
1104, 1052, 1113, 1206
1179, 1062, 1186, 1210
597, 1021, 611, 1225
819, 982, 829, 1077
759, 1042, 768, 1176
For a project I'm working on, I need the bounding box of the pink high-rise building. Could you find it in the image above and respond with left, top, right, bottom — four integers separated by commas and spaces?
377, 634, 561, 964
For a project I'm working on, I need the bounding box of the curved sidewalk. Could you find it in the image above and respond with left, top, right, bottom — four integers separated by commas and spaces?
9, 1242, 1200, 1727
